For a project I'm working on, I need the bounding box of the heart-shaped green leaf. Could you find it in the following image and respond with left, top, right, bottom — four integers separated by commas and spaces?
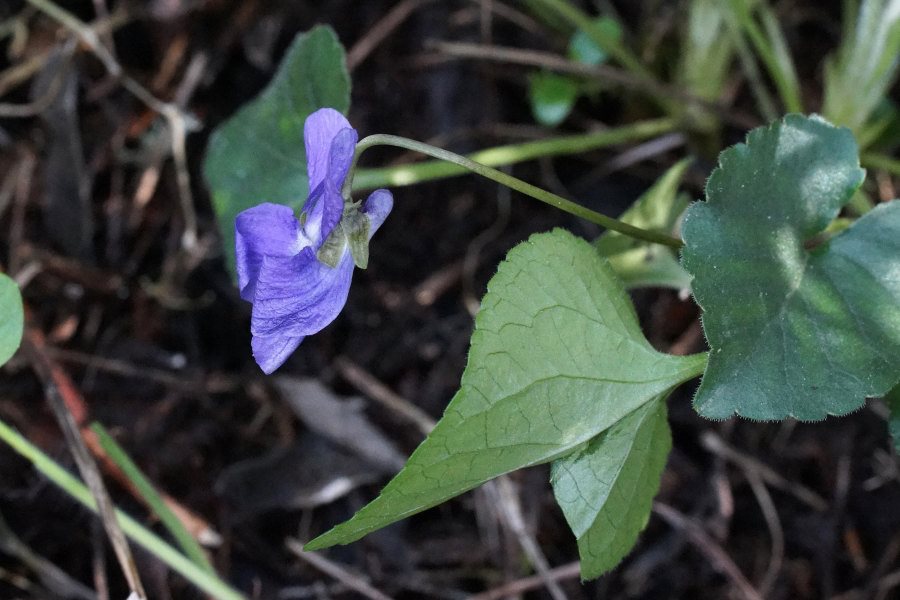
551, 395, 671, 579
204, 26, 350, 274
0, 274, 23, 367
682, 114, 900, 421
306, 229, 705, 550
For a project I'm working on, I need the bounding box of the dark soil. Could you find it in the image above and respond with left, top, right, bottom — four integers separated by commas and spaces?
1, 1, 898, 599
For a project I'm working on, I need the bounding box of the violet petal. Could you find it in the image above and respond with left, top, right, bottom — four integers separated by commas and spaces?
362, 189, 393, 239
251, 333, 305, 374
304, 108, 351, 192
302, 112, 358, 245
235, 203, 302, 301
250, 248, 355, 338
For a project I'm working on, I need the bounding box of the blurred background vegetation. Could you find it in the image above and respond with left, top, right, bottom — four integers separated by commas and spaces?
1, 0, 899, 598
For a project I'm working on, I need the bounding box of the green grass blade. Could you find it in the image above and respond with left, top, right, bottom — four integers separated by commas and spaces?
91, 422, 215, 575
725, 0, 803, 113
0, 418, 244, 600
351, 118, 676, 191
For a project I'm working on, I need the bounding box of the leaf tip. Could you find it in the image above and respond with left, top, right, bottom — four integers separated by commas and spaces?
302, 532, 336, 552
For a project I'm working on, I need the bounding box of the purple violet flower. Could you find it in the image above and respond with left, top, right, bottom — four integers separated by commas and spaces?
235, 108, 392, 374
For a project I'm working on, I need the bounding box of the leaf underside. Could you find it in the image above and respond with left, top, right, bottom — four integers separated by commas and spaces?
203, 25, 351, 275
0, 274, 23, 367
551, 396, 672, 579
682, 114, 900, 421
306, 229, 704, 551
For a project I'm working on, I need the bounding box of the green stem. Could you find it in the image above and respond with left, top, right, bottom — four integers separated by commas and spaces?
346, 134, 684, 249
862, 152, 900, 177
92, 423, 216, 575
352, 117, 676, 191
0, 418, 245, 600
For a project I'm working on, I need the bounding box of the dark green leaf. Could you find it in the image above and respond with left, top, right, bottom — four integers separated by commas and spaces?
0, 274, 23, 367
204, 26, 350, 274
682, 114, 900, 420
887, 385, 900, 453
551, 396, 671, 579
306, 229, 705, 550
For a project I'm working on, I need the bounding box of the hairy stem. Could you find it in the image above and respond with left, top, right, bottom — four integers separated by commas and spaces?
346, 134, 684, 249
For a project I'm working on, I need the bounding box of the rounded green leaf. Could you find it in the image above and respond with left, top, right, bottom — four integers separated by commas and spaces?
306, 229, 705, 550
0, 274, 23, 366
567, 17, 621, 66
682, 114, 900, 421
529, 72, 579, 126
204, 26, 350, 275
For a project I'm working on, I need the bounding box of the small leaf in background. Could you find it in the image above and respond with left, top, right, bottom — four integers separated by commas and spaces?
887, 385, 900, 453
528, 17, 621, 127
529, 71, 579, 127
596, 159, 691, 290
204, 26, 350, 274
305, 229, 705, 552
0, 274, 23, 367
568, 17, 621, 66
551, 396, 671, 579
682, 114, 900, 421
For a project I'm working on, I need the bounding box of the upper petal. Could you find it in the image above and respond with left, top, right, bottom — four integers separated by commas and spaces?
312, 127, 358, 242
302, 178, 348, 247
305, 108, 353, 192
303, 111, 358, 244
362, 189, 393, 239
250, 247, 355, 338
235, 203, 303, 300
326, 127, 358, 190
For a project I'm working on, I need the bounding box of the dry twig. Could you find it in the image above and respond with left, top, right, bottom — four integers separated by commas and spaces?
334, 356, 436, 436
26, 0, 200, 250
427, 40, 758, 129
653, 502, 764, 600
348, 0, 434, 71
285, 538, 394, 600
20, 313, 221, 546
483, 477, 569, 600
21, 326, 147, 599
701, 430, 829, 511
468, 561, 581, 600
